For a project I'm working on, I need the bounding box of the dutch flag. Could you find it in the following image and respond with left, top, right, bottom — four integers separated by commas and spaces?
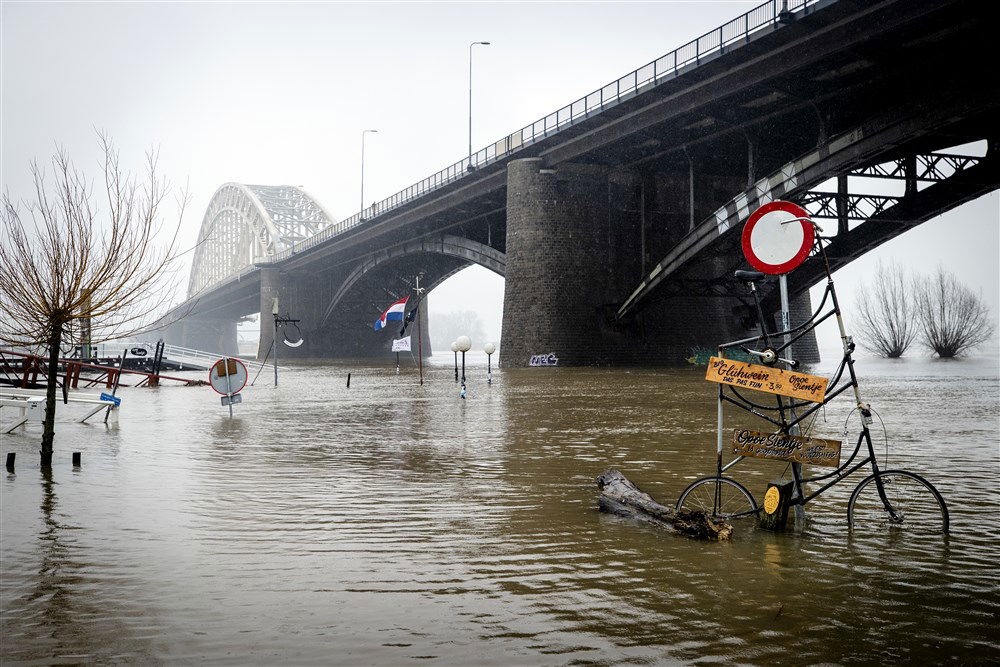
374, 295, 409, 331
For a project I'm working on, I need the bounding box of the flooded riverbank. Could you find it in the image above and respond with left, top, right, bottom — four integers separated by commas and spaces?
2, 353, 998, 664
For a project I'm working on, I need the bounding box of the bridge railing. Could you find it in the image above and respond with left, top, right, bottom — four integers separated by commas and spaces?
197, 0, 823, 294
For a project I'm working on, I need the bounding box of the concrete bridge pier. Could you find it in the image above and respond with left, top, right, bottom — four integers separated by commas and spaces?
304, 294, 432, 360
500, 159, 615, 367
500, 158, 819, 367
259, 265, 434, 360
160, 316, 238, 356
782, 291, 820, 364
259, 267, 293, 360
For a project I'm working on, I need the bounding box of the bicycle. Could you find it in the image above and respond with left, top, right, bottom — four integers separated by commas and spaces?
675, 233, 949, 534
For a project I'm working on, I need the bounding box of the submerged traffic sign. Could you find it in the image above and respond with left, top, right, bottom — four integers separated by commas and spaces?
209, 358, 247, 396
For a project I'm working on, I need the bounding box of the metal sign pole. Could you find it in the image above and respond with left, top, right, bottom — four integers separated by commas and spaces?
273, 319, 279, 388
224, 356, 234, 418
779, 273, 806, 522
415, 276, 424, 386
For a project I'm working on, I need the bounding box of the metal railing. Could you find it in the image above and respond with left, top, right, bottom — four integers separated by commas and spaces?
198, 0, 824, 295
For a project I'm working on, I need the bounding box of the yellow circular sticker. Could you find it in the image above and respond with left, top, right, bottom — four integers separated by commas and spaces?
764, 486, 780, 514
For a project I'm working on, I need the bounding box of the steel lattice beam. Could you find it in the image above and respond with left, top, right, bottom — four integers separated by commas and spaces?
187, 184, 336, 297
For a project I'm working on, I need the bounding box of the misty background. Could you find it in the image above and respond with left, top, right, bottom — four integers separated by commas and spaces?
2, 1, 996, 361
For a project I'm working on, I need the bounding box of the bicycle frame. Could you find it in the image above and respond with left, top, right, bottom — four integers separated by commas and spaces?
709, 237, 901, 521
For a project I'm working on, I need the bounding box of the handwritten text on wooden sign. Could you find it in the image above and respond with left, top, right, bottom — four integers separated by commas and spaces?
732, 429, 842, 468
705, 356, 827, 402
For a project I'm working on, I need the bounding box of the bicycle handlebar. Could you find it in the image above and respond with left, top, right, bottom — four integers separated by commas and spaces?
744, 347, 798, 368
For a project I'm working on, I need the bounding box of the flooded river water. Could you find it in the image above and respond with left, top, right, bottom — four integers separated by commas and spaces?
2, 352, 998, 664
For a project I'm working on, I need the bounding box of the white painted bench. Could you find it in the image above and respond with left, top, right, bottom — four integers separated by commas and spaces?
0, 390, 119, 433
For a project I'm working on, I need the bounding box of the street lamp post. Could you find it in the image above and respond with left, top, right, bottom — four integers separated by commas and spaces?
360, 129, 378, 219
456, 336, 471, 391
468, 41, 490, 170
451, 341, 459, 382
484, 342, 496, 385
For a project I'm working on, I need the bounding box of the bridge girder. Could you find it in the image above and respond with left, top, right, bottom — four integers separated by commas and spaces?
616, 91, 1000, 319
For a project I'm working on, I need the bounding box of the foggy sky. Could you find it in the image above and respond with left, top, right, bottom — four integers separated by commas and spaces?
3, 1, 997, 356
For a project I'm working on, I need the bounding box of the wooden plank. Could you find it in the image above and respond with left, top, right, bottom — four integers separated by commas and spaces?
732, 428, 842, 468
705, 356, 827, 402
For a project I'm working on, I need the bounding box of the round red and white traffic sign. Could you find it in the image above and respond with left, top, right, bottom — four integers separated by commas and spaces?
741, 200, 814, 275
209, 358, 248, 395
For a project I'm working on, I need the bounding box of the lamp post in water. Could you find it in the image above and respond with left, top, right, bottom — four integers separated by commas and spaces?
484, 342, 496, 384
456, 336, 471, 389
450, 341, 459, 382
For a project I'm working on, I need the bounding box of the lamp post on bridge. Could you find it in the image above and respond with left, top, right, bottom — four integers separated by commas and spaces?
468, 41, 490, 171
360, 129, 378, 219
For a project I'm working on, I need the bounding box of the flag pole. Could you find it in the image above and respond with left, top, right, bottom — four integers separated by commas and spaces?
415, 276, 424, 386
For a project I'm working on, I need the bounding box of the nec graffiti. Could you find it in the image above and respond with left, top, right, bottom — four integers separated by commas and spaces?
529, 353, 559, 367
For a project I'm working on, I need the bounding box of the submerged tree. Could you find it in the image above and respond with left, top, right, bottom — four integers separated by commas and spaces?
853, 261, 919, 358
0, 135, 185, 465
915, 267, 995, 358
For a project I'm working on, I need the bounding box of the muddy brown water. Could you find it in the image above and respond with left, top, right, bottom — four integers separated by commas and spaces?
2, 353, 998, 664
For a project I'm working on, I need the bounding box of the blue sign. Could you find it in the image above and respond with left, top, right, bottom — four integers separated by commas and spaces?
100, 392, 122, 407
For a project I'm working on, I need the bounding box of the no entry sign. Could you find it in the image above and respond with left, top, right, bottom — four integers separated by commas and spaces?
209, 358, 247, 396
741, 200, 814, 274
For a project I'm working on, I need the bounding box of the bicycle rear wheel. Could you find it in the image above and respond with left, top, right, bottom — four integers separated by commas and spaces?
676, 477, 758, 520
848, 470, 949, 534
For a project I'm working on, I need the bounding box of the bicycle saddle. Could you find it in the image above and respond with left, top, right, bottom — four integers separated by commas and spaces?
734, 270, 765, 283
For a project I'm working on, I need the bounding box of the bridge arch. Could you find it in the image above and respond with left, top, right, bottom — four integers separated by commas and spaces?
320, 234, 505, 328
618, 115, 999, 319
188, 183, 336, 297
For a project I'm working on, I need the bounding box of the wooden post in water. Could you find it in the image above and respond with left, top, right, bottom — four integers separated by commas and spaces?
5, 452, 14, 471
759, 480, 795, 531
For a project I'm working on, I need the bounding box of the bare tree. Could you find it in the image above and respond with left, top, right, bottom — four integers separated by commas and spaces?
915, 266, 995, 358
0, 135, 186, 465
853, 261, 919, 358
431, 310, 488, 352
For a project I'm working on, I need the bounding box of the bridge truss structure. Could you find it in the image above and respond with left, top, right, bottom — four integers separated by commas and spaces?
187, 184, 336, 297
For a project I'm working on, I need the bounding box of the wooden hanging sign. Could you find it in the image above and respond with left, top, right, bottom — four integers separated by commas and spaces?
705, 356, 827, 403
732, 429, 842, 468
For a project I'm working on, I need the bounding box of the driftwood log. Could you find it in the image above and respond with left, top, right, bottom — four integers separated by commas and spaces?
596, 469, 733, 540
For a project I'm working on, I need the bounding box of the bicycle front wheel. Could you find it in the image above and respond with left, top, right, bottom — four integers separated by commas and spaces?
848, 470, 949, 534
676, 477, 758, 520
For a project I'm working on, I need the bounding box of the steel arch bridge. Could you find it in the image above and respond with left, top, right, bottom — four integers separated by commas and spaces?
187, 183, 336, 297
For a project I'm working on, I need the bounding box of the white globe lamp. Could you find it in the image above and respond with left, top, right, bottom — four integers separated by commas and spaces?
483, 342, 496, 384
455, 336, 471, 387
